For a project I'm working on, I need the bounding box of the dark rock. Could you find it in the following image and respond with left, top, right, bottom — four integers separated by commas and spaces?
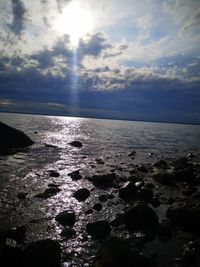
17, 192, 28, 200
119, 181, 138, 202
166, 204, 200, 231
137, 165, 148, 172
86, 220, 111, 239
173, 168, 194, 181
128, 150, 136, 158
167, 197, 175, 205
110, 213, 124, 227
188, 153, 195, 159
182, 185, 196, 196
150, 196, 160, 208
35, 187, 61, 199
93, 236, 133, 267
73, 188, 90, 201
88, 173, 117, 189
135, 181, 145, 189
0, 121, 34, 154
68, 170, 82, 180
55, 210, 76, 226
69, 140, 82, 148
152, 160, 168, 169
23, 239, 61, 267
49, 170, 60, 177
124, 201, 158, 233
182, 240, 200, 265
48, 183, 59, 188
138, 187, 153, 203
158, 219, 173, 239
93, 203, 102, 211
44, 143, 57, 148
85, 209, 94, 215
60, 227, 76, 240
173, 157, 188, 170
0, 245, 23, 267
136, 252, 157, 267
152, 171, 176, 186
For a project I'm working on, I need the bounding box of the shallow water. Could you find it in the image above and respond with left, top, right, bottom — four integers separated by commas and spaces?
0, 112, 200, 266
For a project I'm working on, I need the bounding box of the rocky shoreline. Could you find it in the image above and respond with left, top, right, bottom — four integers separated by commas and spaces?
1, 147, 200, 266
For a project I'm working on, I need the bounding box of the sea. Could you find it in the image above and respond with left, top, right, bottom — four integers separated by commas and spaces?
0, 112, 200, 266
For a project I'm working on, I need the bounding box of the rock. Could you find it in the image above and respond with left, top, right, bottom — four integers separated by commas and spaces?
182, 240, 200, 265
119, 181, 138, 202
0, 121, 34, 154
124, 201, 158, 233
0, 245, 23, 267
23, 239, 61, 267
152, 160, 168, 169
110, 214, 124, 227
166, 204, 200, 231
60, 227, 76, 240
152, 172, 176, 186
88, 173, 117, 189
49, 170, 60, 177
73, 188, 90, 202
68, 170, 82, 180
150, 196, 160, 208
93, 237, 133, 267
35, 187, 61, 199
93, 203, 102, 211
95, 158, 105, 164
55, 210, 76, 226
182, 185, 196, 196
173, 157, 188, 170
158, 219, 173, 239
128, 150, 136, 158
138, 187, 153, 203
2, 226, 26, 243
137, 165, 148, 173
85, 209, 94, 215
86, 220, 111, 239
69, 141, 82, 148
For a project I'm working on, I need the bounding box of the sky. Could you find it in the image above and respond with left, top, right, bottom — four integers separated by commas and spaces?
0, 0, 200, 124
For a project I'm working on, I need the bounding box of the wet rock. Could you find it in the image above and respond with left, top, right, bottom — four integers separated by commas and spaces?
128, 150, 136, 158
182, 185, 196, 196
60, 227, 76, 240
173, 157, 188, 170
86, 220, 111, 239
68, 170, 82, 180
49, 170, 60, 177
69, 140, 82, 148
124, 201, 158, 233
35, 187, 61, 199
166, 204, 200, 231
88, 173, 117, 189
0, 121, 34, 154
17, 192, 28, 200
137, 165, 148, 173
136, 252, 157, 267
150, 196, 160, 208
23, 239, 61, 267
93, 236, 133, 267
93, 203, 102, 211
182, 240, 200, 265
73, 188, 90, 201
152, 160, 168, 169
167, 197, 175, 205
0, 245, 23, 267
44, 143, 57, 148
173, 168, 194, 181
152, 171, 176, 186
138, 187, 153, 203
55, 210, 76, 226
158, 219, 173, 239
85, 209, 94, 215
48, 183, 59, 188
110, 213, 124, 227
119, 181, 138, 202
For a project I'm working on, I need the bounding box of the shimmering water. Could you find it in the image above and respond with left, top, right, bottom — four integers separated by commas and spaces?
0, 112, 200, 266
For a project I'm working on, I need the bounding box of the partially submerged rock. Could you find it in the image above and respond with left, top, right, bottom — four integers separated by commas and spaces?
35, 187, 61, 199
88, 173, 117, 189
68, 170, 82, 180
55, 210, 76, 226
23, 239, 61, 267
69, 140, 82, 148
73, 188, 90, 201
86, 220, 111, 239
0, 121, 34, 154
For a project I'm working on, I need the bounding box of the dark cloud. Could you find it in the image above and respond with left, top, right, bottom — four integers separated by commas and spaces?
9, 0, 27, 36
78, 33, 111, 58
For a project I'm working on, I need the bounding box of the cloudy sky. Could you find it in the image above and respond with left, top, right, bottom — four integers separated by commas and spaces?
0, 0, 200, 123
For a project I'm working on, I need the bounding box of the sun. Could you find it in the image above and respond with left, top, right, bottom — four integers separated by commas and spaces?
54, 2, 93, 47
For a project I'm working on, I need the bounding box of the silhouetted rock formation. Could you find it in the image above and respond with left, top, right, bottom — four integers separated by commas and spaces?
0, 121, 34, 154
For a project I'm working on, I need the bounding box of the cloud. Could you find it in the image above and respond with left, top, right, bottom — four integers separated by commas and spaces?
9, 0, 27, 36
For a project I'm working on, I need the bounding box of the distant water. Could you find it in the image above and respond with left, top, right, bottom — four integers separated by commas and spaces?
0, 112, 200, 266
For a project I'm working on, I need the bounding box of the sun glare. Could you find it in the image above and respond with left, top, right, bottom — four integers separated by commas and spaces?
54, 2, 93, 47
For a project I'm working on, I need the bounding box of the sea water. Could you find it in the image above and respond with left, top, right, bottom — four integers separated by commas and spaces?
0, 112, 200, 266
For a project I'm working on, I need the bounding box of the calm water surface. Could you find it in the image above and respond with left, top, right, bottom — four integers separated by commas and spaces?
0, 112, 200, 266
